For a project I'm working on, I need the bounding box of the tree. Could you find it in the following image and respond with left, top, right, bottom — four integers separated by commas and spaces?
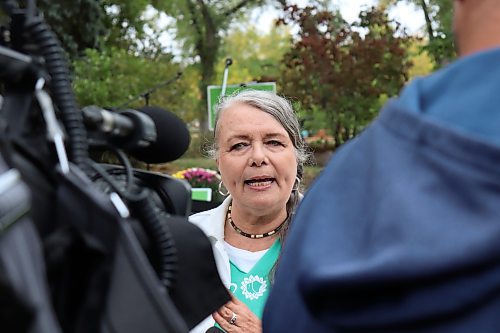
216, 22, 292, 84
407, 40, 434, 79
378, 0, 455, 67
152, 0, 276, 131
72, 46, 196, 122
279, 5, 412, 147
37, 0, 155, 59
37, 0, 287, 131
36, 0, 105, 58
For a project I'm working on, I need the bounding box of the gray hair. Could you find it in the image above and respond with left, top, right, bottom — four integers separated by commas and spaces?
207, 89, 311, 251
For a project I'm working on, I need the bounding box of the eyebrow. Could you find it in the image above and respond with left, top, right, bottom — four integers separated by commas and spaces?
227, 134, 251, 141
264, 133, 288, 139
227, 133, 287, 141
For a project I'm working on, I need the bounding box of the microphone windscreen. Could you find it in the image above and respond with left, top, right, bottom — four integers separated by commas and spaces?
130, 106, 190, 164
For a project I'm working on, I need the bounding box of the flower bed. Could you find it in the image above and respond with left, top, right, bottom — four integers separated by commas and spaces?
172, 167, 224, 204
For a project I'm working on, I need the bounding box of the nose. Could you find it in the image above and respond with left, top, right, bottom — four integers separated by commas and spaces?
248, 143, 267, 167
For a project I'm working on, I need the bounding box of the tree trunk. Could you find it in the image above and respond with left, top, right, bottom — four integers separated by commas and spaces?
198, 38, 219, 132
420, 0, 434, 40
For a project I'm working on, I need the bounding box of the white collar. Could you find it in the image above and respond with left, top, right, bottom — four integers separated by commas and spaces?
193, 196, 232, 242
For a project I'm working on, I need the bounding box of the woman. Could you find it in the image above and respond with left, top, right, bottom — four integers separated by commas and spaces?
190, 90, 309, 333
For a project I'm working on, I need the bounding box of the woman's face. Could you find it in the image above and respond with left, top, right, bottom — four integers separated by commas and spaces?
216, 103, 298, 215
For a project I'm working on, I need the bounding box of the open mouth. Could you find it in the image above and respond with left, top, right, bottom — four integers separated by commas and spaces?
244, 178, 275, 187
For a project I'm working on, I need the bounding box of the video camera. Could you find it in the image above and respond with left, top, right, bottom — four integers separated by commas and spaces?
0, 1, 229, 332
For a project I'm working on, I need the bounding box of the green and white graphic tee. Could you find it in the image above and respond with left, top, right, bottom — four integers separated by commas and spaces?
223, 240, 281, 318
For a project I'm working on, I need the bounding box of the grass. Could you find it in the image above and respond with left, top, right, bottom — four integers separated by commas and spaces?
151, 157, 323, 190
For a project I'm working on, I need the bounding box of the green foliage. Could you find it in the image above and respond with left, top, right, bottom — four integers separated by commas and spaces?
415, 0, 455, 67
378, 0, 456, 67
72, 46, 195, 121
37, 0, 159, 60
279, 5, 412, 147
164, 157, 218, 172
151, 0, 271, 130
407, 40, 434, 78
294, 102, 329, 134
101, 0, 155, 51
37, 0, 287, 132
37, 0, 107, 58
216, 23, 292, 84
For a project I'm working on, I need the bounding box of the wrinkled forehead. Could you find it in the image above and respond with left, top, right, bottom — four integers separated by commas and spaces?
220, 105, 288, 138
215, 102, 270, 135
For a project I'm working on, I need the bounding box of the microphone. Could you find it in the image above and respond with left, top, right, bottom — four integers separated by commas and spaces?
83, 105, 190, 164
131, 106, 190, 163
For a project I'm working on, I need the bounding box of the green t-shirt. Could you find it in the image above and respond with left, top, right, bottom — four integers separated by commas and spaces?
215, 240, 281, 330
229, 239, 281, 318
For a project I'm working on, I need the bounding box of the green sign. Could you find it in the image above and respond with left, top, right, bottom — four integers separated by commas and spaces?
191, 188, 212, 202
207, 82, 276, 130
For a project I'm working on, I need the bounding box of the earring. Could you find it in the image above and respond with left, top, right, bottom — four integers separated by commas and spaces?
292, 177, 301, 192
218, 181, 229, 196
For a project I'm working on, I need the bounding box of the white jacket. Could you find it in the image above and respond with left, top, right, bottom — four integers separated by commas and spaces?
189, 196, 232, 333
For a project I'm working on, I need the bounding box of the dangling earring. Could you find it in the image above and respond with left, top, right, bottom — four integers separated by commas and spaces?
292, 177, 301, 192
218, 181, 229, 196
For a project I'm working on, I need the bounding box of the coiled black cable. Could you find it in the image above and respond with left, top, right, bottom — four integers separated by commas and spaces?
128, 191, 178, 290
24, 14, 90, 174
88, 161, 178, 291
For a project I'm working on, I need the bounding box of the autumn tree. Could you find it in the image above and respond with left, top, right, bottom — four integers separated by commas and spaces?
279, 5, 412, 147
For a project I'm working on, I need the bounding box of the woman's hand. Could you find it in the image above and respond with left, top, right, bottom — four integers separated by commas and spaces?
212, 294, 262, 333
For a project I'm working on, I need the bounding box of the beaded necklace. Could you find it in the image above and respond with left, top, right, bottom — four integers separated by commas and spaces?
226, 203, 287, 239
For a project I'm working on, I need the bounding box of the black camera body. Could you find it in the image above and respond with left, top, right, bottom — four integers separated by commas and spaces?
0, 2, 229, 332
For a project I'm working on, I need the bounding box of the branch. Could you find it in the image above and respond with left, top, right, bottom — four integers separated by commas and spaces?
420, 0, 434, 39
196, 0, 217, 43
186, 0, 204, 49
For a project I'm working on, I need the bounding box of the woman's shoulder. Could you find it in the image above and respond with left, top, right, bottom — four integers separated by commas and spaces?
189, 197, 231, 240
189, 196, 231, 227
189, 208, 216, 225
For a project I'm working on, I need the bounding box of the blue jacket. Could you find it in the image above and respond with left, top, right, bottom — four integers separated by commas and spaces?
263, 48, 500, 332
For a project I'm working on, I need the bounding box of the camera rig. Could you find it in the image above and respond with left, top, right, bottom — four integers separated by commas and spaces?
0, 1, 230, 332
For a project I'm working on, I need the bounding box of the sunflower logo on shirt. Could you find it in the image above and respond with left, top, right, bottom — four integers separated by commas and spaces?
241, 275, 267, 300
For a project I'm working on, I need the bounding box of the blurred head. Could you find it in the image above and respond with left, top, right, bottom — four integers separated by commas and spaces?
209, 90, 308, 217
453, 0, 500, 56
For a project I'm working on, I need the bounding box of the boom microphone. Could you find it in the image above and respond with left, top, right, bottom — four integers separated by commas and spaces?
132, 106, 191, 163
83, 106, 190, 164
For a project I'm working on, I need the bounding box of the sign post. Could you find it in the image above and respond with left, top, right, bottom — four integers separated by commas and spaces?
207, 82, 276, 130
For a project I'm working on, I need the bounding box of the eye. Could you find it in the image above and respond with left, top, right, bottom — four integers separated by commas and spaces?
267, 140, 284, 147
230, 142, 248, 151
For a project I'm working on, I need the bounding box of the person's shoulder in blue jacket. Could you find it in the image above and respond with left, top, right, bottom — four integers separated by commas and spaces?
263, 1, 500, 332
